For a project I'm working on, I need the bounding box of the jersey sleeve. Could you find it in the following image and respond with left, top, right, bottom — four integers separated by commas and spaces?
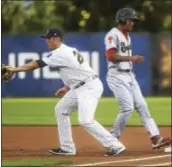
42, 51, 65, 67
104, 31, 118, 50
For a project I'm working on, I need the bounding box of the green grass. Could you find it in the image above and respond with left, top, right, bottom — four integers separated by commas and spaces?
2, 97, 171, 126
2, 159, 73, 166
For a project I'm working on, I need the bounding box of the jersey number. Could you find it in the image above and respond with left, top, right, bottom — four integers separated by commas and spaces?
73, 51, 84, 64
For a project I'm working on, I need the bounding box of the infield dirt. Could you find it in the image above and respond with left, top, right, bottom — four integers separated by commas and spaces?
2, 126, 171, 166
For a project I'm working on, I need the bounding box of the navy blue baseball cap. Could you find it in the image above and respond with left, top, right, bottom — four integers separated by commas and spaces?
40, 28, 63, 39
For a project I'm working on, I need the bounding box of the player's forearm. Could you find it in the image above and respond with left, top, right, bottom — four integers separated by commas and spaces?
9, 61, 40, 72
108, 54, 132, 63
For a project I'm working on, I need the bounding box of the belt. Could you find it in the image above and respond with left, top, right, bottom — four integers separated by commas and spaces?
74, 75, 98, 89
108, 66, 132, 72
118, 69, 132, 72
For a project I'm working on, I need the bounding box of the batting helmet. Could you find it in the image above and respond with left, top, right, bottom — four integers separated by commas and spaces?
115, 8, 139, 24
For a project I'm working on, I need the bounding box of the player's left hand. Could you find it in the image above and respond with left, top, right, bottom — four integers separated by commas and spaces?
55, 87, 68, 98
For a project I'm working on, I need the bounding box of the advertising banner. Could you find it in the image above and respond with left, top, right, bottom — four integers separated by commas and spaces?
2, 33, 151, 97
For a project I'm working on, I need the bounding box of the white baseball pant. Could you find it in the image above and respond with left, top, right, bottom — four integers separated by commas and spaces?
107, 69, 160, 139
55, 78, 124, 152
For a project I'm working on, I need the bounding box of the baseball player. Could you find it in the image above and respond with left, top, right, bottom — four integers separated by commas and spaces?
8, 28, 125, 156
104, 8, 171, 150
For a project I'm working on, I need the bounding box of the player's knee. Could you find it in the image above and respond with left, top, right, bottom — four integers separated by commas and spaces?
54, 104, 63, 119
135, 101, 148, 111
78, 117, 94, 126
55, 103, 71, 120
120, 106, 134, 113
135, 102, 151, 119
54, 105, 59, 119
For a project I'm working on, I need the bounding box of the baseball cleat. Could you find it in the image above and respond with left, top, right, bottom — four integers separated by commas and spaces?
104, 145, 126, 156
49, 148, 76, 156
151, 136, 171, 149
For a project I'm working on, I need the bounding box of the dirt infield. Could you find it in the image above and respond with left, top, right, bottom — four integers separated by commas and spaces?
2, 126, 172, 166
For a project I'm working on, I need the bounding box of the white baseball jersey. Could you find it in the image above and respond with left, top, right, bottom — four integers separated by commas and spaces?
42, 43, 97, 88
104, 27, 132, 70
42, 43, 97, 87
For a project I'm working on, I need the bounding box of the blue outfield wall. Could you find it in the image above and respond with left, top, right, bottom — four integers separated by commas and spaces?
2, 33, 151, 97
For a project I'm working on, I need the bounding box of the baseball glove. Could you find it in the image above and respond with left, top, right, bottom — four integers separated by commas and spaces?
1, 64, 13, 82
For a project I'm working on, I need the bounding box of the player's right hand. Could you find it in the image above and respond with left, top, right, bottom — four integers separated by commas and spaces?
130, 55, 145, 63
55, 88, 68, 98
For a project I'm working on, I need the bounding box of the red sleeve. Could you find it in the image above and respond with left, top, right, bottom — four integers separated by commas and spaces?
106, 48, 116, 59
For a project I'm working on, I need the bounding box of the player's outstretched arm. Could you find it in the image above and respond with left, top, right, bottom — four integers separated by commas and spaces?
9, 61, 41, 73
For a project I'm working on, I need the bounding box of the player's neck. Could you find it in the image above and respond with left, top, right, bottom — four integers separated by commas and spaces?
117, 25, 128, 40
54, 42, 63, 49
117, 25, 127, 34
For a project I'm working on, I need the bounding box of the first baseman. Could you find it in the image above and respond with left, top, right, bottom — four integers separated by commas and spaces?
8, 28, 125, 156
104, 8, 171, 149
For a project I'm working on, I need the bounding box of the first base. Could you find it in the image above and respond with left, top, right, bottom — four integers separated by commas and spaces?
164, 146, 172, 153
